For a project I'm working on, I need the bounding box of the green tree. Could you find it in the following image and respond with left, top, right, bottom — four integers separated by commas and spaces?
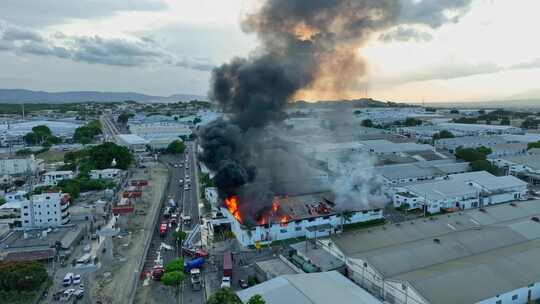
193, 117, 202, 125
0, 261, 48, 292
450, 109, 459, 114
171, 230, 187, 244
23, 132, 38, 145
500, 117, 511, 125
165, 257, 184, 273
432, 130, 455, 140
74, 120, 102, 144
161, 271, 185, 287
166, 140, 186, 154
404, 117, 422, 126
247, 295, 266, 304
57, 179, 80, 199
206, 288, 242, 304
455, 147, 487, 162
528, 141, 540, 150
88, 142, 133, 170
117, 112, 134, 124
476, 146, 492, 156
470, 160, 501, 175
361, 119, 373, 127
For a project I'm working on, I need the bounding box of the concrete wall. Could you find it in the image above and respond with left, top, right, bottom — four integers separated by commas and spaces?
476, 283, 540, 304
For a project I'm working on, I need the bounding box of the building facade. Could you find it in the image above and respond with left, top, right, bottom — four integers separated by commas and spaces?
42, 170, 74, 186
20, 192, 70, 228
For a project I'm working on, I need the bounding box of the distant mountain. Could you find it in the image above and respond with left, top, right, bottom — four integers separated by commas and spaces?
0, 89, 207, 103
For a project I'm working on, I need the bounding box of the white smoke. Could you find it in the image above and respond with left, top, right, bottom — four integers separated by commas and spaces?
330, 153, 389, 211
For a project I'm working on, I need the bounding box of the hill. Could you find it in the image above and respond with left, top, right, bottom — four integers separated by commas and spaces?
0, 89, 207, 103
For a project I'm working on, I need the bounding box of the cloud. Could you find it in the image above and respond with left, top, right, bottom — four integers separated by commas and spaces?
379, 26, 433, 43
0, 22, 213, 71
0, 0, 168, 27
510, 58, 540, 70
399, 0, 473, 28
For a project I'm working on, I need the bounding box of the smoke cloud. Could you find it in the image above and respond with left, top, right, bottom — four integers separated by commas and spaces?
201, 0, 473, 224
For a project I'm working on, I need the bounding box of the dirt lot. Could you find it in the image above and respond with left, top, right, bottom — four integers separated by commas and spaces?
38, 149, 66, 163
90, 163, 168, 304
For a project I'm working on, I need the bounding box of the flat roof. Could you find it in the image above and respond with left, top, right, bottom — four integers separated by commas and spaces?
255, 258, 297, 278
115, 134, 149, 145
498, 154, 540, 171
237, 271, 382, 304
331, 199, 540, 304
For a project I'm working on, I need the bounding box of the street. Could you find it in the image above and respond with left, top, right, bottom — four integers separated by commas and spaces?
136, 141, 205, 304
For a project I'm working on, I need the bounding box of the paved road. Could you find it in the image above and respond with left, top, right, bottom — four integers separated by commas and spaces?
139, 141, 205, 304
100, 115, 121, 141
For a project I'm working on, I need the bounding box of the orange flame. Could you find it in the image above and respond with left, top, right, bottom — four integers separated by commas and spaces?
225, 196, 242, 224
280, 215, 289, 227
272, 200, 280, 213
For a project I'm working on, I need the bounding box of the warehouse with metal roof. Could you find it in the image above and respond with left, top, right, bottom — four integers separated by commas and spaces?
237, 271, 382, 304
325, 199, 540, 304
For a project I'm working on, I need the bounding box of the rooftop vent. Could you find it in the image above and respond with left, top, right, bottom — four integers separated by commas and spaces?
532, 217, 540, 222
433, 238, 441, 244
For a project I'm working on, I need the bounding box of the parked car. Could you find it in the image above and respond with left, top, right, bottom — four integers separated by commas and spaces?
220, 276, 231, 288
239, 279, 248, 289
73, 274, 81, 285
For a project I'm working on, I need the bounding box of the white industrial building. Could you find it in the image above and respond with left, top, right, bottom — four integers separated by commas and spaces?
220, 192, 383, 247
392, 171, 528, 213
89, 168, 121, 180
42, 170, 74, 186
115, 134, 149, 153
491, 154, 540, 184
0, 155, 43, 176
435, 136, 528, 158
237, 271, 382, 304
359, 140, 434, 155
0, 120, 81, 146
323, 200, 540, 304
379, 160, 470, 187
129, 122, 191, 150
8, 191, 71, 228
435, 123, 522, 136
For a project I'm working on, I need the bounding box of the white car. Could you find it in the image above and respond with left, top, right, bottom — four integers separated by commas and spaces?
178, 179, 183, 184
73, 274, 81, 285
74, 288, 84, 299
174, 164, 178, 168
220, 276, 231, 288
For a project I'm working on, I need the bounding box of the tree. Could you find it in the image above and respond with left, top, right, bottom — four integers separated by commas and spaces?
0, 261, 48, 293
171, 230, 187, 244
166, 140, 186, 154
206, 288, 242, 304
470, 160, 501, 175
161, 271, 185, 287
450, 109, 459, 114
476, 146, 492, 156
74, 120, 102, 144
57, 179, 81, 199
404, 117, 422, 126
455, 147, 487, 162
193, 117, 202, 125
117, 112, 134, 124
361, 119, 373, 127
88, 142, 133, 170
247, 295, 266, 304
165, 257, 184, 273
500, 117, 511, 126
432, 130, 455, 140
528, 141, 540, 150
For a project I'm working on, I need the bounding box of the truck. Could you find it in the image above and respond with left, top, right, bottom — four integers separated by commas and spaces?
159, 223, 168, 237
223, 251, 233, 278
76, 253, 92, 266
151, 265, 164, 281
190, 268, 202, 291
182, 247, 209, 258
184, 257, 205, 273
168, 198, 177, 209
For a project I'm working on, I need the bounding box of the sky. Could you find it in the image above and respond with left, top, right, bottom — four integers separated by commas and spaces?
0, 0, 539, 103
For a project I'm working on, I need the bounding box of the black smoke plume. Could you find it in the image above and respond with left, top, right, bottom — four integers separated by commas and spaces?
199, 0, 473, 225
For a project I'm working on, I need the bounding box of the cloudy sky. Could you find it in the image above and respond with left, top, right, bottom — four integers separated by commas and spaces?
0, 0, 539, 103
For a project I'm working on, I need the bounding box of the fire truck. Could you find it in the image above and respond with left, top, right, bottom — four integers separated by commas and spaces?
159, 223, 168, 237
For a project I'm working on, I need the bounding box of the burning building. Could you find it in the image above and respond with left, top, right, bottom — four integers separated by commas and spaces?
219, 192, 383, 247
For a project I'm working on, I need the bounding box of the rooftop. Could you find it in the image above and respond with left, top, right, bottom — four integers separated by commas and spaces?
115, 134, 149, 145
497, 154, 540, 171
331, 199, 540, 304
237, 271, 382, 304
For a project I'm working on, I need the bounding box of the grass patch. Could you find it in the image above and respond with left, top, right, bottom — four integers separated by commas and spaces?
38, 150, 66, 163
343, 218, 386, 232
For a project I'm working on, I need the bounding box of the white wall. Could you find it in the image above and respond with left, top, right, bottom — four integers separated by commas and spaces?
476, 283, 540, 304
225, 208, 383, 247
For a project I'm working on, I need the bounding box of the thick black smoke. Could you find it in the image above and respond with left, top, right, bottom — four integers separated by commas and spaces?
200, 0, 473, 225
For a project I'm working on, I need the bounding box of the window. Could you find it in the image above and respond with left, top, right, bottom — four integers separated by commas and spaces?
23, 206, 28, 209
529, 283, 535, 288
512, 295, 518, 300
295, 227, 301, 231
24, 220, 29, 223
280, 229, 287, 233
23, 213, 28, 216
